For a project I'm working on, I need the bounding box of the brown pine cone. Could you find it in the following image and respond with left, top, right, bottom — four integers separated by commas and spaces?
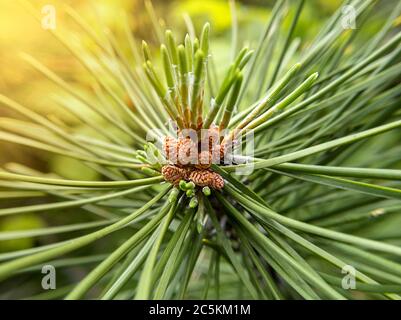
209, 171, 225, 190
177, 137, 198, 165
163, 136, 179, 164
161, 165, 186, 185
188, 169, 224, 190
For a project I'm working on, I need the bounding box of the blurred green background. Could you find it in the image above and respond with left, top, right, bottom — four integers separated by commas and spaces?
0, 0, 344, 167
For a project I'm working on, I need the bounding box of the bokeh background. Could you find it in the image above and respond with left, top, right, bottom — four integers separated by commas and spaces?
0, 0, 349, 180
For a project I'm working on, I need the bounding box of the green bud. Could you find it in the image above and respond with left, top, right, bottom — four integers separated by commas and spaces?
186, 181, 196, 190
189, 196, 199, 208
202, 186, 211, 196
186, 189, 195, 197
179, 180, 188, 191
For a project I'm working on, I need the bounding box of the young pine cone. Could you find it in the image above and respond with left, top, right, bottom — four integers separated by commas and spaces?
163, 136, 179, 164
163, 136, 197, 166
161, 131, 225, 191
177, 137, 198, 165
161, 165, 189, 185
188, 169, 224, 190
161, 165, 224, 190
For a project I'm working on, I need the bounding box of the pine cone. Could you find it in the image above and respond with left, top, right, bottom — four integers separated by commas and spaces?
188, 169, 224, 190
163, 136, 179, 164
177, 137, 198, 165
209, 171, 225, 190
161, 165, 185, 185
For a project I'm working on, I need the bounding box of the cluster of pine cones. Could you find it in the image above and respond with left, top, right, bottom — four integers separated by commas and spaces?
161, 126, 226, 190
